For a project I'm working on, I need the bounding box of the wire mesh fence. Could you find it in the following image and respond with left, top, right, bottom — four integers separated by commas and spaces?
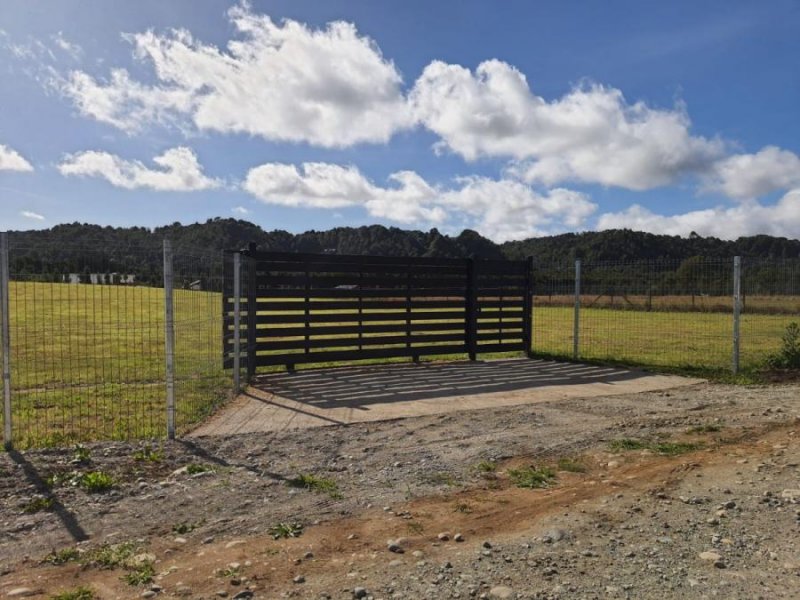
1, 236, 798, 449
0, 234, 231, 448
531, 257, 800, 372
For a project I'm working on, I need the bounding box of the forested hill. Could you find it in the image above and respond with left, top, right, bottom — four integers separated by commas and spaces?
8, 219, 800, 274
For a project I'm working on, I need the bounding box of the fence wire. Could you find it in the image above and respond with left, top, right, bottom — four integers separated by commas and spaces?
1, 240, 799, 449
532, 257, 800, 372
1, 236, 231, 448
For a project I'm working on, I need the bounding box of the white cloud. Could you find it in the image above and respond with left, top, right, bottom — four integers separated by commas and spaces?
411, 60, 724, 190
244, 162, 445, 223
597, 189, 800, 239
706, 146, 800, 200
244, 161, 596, 240
58, 146, 220, 191
0, 144, 34, 172
232, 205, 250, 215
20, 210, 45, 221
52, 32, 83, 60
60, 3, 411, 145
438, 178, 596, 241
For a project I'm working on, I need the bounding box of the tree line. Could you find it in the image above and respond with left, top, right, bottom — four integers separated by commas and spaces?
7, 220, 800, 293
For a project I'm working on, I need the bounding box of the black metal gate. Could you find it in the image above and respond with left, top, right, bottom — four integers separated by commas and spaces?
224, 249, 532, 374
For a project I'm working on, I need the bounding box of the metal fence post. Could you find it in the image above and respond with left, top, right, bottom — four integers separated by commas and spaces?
163, 239, 176, 439
1, 232, 11, 448
246, 243, 257, 381
232, 251, 241, 393
732, 256, 742, 375
573, 259, 581, 360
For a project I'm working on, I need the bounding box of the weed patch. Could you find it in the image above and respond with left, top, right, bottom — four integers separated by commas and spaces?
79, 471, 115, 493
43, 547, 80, 565
507, 465, 556, 489
556, 457, 587, 473
133, 444, 164, 463
288, 473, 342, 499
474, 460, 497, 473
609, 438, 702, 455
49, 587, 95, 600
23, 496, 55, 513
269, 522, 303, 540
186, 463, 214, 475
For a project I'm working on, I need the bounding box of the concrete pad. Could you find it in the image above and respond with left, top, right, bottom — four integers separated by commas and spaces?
189, 359, 704, 437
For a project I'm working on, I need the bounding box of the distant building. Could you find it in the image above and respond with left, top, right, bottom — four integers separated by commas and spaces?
64, 273, 136, 285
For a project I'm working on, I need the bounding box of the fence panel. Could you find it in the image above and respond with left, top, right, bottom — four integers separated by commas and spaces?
0, 236, 230, 448
740, 258, 800, 368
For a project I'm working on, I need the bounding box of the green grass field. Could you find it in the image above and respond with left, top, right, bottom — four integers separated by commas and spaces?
5, 281, 228, 448
1, 281, 796, 448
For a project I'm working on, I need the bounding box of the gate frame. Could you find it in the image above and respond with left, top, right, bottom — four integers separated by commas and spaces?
223, 249, 534, 376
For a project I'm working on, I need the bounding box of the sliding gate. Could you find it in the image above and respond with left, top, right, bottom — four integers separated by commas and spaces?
224, 249, 532, 374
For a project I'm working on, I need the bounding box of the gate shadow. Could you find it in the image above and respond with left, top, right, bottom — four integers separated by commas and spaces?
250, 358, 647, 410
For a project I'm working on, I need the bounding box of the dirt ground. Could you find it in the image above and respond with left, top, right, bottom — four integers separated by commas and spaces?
1, 374, 799, 599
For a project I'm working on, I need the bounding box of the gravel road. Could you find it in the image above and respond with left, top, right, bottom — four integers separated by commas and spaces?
1, 381, 798, 599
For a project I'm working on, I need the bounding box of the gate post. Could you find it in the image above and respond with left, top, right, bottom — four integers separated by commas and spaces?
732, 256, 742, 375
232, 251, 242, 393
466, 256, 477, 361
522, 256, 534, 358
163, 239, 176, 440
1, 232, 12, 449
573, 259, 581, 360
246, 243, 257, 381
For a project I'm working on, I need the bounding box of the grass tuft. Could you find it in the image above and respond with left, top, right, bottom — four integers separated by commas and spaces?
49, 587, 95, 600
507, 465, 556, 489
474, 460, 497, 473
556, 457, 587, 473
609, 438, 649, 451
23, 496, 55, 513
43, 547, 81, 565
288, 473, 342, 499
123, 562, 154, 586
269, 522, 303, 540
610, 438, 702, 455
79, 471, 115, 493
186, 463, 214, 475
133, 444, 164, 463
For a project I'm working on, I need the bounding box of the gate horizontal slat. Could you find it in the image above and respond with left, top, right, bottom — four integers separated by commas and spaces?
224, 250, 532, 370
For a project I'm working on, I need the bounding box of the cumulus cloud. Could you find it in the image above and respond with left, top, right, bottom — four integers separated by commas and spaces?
597, 189, 800, 239
411, 60, 724, 190
706, 146, 800, 200
244, 161, 596, 240
232, 205, 250, 215
20, 210, 45, 220
244, 162, 445, 223
58, 146, 220, 191
0, 144, 34, 171
438, 178, 596, 241
60, 3, 411, 144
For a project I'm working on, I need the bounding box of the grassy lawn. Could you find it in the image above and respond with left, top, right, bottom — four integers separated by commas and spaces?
4, 281, 228, 448
1, 282, 795, 447
533, 305, 795, 372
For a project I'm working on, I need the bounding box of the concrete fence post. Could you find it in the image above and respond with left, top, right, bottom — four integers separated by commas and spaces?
1, 232, 11, 449
232, 251, 242, 393
573, 259, 581, 360
732, 256, 742, 375
163, 239, 176, 439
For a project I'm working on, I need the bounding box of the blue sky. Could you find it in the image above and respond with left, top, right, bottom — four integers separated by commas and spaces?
1, 0, 799, 241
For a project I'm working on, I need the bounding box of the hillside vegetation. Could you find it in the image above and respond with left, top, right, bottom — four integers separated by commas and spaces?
8, 220, 800, 284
